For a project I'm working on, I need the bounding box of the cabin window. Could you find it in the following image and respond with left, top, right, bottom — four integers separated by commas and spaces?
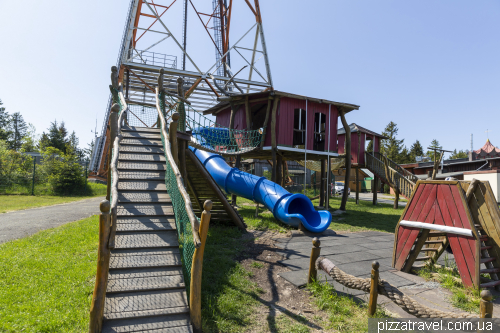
313, 112, 326, 151
293, 109, 306, 147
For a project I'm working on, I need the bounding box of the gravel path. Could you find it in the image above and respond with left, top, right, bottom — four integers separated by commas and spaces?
0, 196, 104, 244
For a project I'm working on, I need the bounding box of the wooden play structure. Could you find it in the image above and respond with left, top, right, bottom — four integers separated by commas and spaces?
392, 179, 500, 290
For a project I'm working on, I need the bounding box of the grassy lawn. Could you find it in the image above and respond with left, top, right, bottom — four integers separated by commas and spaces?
0, 183, 106, 213
0, 215, 99, 332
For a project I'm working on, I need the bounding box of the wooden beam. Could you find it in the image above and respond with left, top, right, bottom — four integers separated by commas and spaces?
245, 95, 251, 130
339, 110, 351, 211
373, 175, 378, 205
355, 167, 360, 205
320, 159, 325, 207
402, 229, 430, 273
260, 96, 274, 148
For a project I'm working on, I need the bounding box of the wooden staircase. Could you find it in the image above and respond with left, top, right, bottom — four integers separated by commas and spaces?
101, 126, 193, 332
365, 152, 418, 199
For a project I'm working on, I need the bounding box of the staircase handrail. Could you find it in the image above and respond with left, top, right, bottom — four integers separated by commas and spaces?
366, 152, 415, 199
89, 85, 127, 333
372, 152, 418, 184
155, 87, 201, 248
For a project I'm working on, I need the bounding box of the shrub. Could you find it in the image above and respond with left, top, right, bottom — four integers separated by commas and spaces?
0, 140, 33, 192
384, 184, 390, 194
41, 147, 86, 195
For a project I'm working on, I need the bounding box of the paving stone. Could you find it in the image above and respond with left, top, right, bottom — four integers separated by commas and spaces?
335, 261, 393, 276
362, 235, 396, 242
366, 249, 395, 258
358, 242, 395, 250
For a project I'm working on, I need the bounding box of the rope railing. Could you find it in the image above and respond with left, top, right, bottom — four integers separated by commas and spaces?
307, 238, 493, 319
163, 93, 262, 155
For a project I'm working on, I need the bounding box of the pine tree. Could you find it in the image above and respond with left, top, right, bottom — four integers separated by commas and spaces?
39, 120, 69, 153
380, 121, 404, 163
0, 99, 11, 142
8, 112, 28, 151
449, 149, 468, 159
426, 139, 442, 161
409, 140, 424, 162
20, 123, 38, 153
399, 146, 411, 164
366, 140, 373, 154
67, 131, 84, 160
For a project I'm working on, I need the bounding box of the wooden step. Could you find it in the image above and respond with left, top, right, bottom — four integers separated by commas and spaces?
122, 126, 161, 133
113, 232, 179, 249
421, 248, 438, 252
109, 248, 181, 269
121, 138, 163, 146
424, 240, 444, 244
120, 145, 164, 154
480, 280, 500, 289
102, 313, 192, 332
481, 257, 496, 264
106, 274, 185, 293
108, 267, 184, 280
118, 161, 166, 171
475, 224, 483, 229
119, 153, 166, 162
414, 256, 432, 261
122, 132, 162, 139
118, 191, 171, 203
118, 180, 167, 191
118, 170, 166, 180
117, 203, 174, 217
482, 246, 493, 251
428, 232, 447, 237
480, 235, 489, 241
480, 268, 500, 274
103, 290, 189, 321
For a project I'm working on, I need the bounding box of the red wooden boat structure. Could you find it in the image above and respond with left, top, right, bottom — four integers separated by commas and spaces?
392, 179, 500, 290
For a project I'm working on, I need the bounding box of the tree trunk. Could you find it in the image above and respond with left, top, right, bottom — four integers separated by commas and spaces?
339, 110, 351, 211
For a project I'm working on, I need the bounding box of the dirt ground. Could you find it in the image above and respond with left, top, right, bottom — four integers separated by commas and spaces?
238, 230, 333, 333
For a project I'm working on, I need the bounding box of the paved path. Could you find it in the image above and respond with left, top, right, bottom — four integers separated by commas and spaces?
0, 197, 104, 244
348, 192, 407, 207
274, 231, 486, 317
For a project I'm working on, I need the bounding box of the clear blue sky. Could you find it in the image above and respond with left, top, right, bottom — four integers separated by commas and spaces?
1, 0, 498, 157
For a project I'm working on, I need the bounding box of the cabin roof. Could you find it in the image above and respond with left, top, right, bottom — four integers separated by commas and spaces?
202, 90, 360, 116
337, 123, 388, 139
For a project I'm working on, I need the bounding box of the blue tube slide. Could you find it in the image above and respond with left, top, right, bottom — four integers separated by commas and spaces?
189, 147, 332, 233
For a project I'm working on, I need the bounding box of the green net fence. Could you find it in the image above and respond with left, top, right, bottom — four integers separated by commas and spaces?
159, 92, 198, 295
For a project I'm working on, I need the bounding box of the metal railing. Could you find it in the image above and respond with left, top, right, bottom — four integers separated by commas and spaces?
128, 49, 177, 69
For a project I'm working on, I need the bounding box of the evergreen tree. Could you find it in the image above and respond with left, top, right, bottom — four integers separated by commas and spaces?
426, 139, 442, 161
366, 140, 373, 154
449, 149, 468, 159
399, 146, 411, 164
0, 99, 11, 142
67, 131, 84, 160
83, 140, 95, 161
39, 120, 69, 153
8, 112, 28, 151
380, 121, 405, 163
409, 140, 424, 162
20, 123, 38, 153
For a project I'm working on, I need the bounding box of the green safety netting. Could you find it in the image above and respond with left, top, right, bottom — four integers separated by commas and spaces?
161, 92, 263, 154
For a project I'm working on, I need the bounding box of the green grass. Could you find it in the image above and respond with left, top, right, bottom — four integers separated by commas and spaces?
416, 258, 482, 314
0, 183, 107, 213
0, 215, 99, 332
308, 279, 390, 332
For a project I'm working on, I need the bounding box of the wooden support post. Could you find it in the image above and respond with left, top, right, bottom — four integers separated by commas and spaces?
480, 290, 493, 318
245, 95, 251, 130
326, 157, 331, 209
255, 202, 259, 218
308, 238, 321, 284
169, 113, 180, 166
368, 261, 380, 316
190, 200, 212, 333
282, 160, 287, 187
106, 104, 119, 201
320, 159, 325, 207
271, 148, 277, 183
339, 110, 351, 211
231, 155, 241, 206
373, 175, 378, 205
355, 167, 360, 205
260, 96, 273, 148
88, 200, 111, 333
179, 140, 187, 182
276, 153, 283, 186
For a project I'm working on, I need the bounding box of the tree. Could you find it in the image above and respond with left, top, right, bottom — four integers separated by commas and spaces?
0, 99, 11, 142
409, 140, 424, 162
8, 112, 28, 151
380, 121, 405, 163
449, 149, 468, 160
20, 123, 38, 153
39, 120, 69, 153
366, 140, 373, 154
83, 140, 95, 161
399, 146, 412, 164
67, 131, 84, 160
426, 139, 442, 161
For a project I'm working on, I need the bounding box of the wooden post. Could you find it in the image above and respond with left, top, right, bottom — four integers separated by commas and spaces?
190, 200, 212, 333
282, 160, 287, 187
169, 113, 180, 166
480, 289, 493, 318
276, 153, 283, 186
255, 202, 259, 218
106, 104, 119, 201
320, 159, 325, 207
179, 140, 187, 182
271, 149, 277, 182
368, 261, 380, 316
339, 110, 351, 211
260, 96, 273, 148
245, 95, 251, 130
308, 238, 321, 284
355, 167, 360, 205
88, 200, 112, 333
231, 155, 241, 206
373, 175, 378, 205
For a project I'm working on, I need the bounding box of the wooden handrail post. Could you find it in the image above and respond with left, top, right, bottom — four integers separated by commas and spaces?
190, 200, 212, 333
368, 261, 380, 316
89, 200, 112, 333
480, 289, 493, 318
308, 237, 321, 284
106, 104, 119, 201
169, 113, 180, 167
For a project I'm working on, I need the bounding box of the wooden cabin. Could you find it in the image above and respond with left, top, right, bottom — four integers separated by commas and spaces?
337, 123, 386, 166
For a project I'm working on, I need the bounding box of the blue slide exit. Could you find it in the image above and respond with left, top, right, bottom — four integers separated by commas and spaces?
190, 147, 332, 233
